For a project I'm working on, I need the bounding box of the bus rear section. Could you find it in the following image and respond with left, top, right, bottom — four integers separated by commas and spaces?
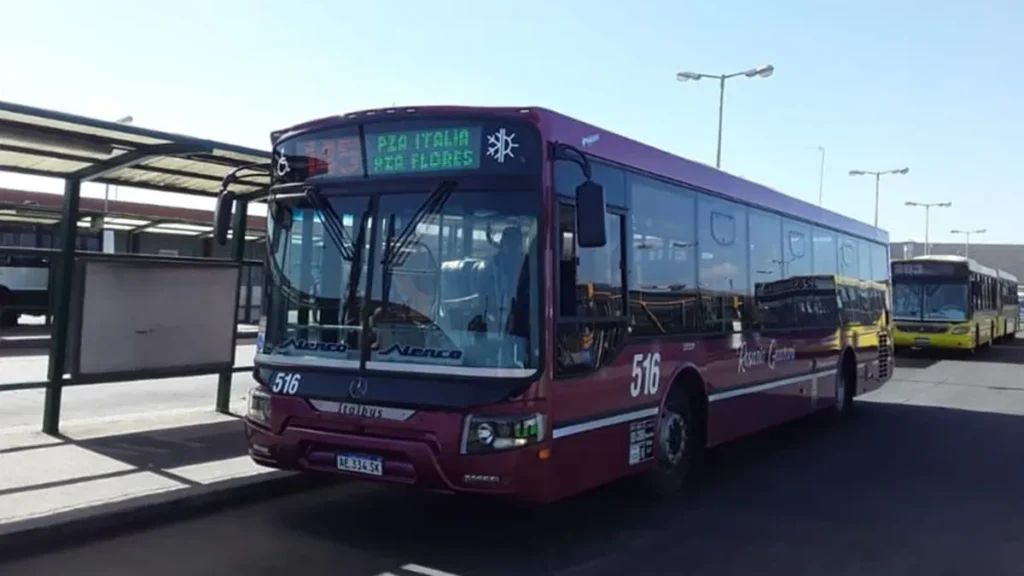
756, 274, 893, 395
891, 256, 997, 352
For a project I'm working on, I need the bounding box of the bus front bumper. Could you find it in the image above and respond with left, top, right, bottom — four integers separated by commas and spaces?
244, 420, 552, 503
893, 330, 973, 350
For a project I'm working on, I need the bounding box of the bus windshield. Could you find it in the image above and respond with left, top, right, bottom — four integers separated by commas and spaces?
892, 280, 968, 322
261, 186, 541, 378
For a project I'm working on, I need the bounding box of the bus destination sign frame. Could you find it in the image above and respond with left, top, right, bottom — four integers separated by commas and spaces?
272, 118, 538, 184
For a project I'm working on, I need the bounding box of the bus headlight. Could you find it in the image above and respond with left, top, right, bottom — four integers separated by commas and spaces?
247, 387, 272, 427
461, 413, 545, 454
950, 326, 970, 335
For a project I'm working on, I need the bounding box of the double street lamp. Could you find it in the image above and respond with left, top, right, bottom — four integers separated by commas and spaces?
848, 167, 909, 228
905, 200, 952, 255
675, 64, 775, 169
950, 228, 986, 258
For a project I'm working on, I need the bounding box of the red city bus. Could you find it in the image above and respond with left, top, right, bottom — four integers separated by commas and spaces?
214, 106, 894, 503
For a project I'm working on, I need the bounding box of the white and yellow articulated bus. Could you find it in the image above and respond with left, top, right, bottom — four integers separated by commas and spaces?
891, 255, 1014, 353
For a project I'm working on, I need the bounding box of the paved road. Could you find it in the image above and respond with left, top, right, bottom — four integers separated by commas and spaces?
0, 345, 257, 429
4, 342, 1024, 576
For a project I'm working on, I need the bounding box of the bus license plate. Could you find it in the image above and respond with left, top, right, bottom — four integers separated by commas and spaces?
914, 337, 930, 346
336, 453, 383, 476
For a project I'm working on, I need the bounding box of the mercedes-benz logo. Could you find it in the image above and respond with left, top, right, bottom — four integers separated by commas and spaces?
274, 149, 291, 177
349, 378, 369, 398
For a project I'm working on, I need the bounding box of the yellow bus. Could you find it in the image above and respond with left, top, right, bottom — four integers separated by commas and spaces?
890, 255, 1001, 353
755, 274, 891, 377
996, 269, 1019, 341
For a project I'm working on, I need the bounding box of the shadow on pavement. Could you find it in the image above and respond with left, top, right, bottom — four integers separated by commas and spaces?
0, 419, 249, 496
74, 419, 247, 472
275, 401, 1024, 576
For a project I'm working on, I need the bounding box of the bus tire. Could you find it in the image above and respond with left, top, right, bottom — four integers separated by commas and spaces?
645, 375, 703, 498
833, 350, 857, 417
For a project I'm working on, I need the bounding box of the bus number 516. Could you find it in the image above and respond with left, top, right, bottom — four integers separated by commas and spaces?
631, 352, 661, 398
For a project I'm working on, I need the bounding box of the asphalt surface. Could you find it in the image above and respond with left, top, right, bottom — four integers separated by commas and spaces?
3, 339, 1024, 576
0, 345, 257, 428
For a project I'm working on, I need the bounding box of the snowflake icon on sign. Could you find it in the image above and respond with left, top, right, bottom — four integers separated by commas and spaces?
486, 128, 519, 164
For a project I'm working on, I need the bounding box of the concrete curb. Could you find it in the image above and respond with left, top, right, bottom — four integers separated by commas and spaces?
0, 470, 335, 562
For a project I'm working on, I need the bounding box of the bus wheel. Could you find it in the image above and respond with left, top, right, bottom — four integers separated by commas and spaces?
645, 386, 695, 498
833, 353, 856, 417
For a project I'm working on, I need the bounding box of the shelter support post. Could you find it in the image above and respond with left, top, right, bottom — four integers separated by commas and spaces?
43, 178, 82, 435
216, 198, 250, 414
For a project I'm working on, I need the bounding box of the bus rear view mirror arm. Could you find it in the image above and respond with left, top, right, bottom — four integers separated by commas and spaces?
552, 142, 607, 249
214, 162, 271, 246
213, 188, 236, 246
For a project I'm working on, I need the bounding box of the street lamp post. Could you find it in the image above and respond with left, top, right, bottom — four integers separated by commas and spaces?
103, 115, 134, 212
905, 200, 952, 255
675, 64, 775, 169
102, 115, 133, 255
848, 167, 909, 228
950, 228, 986, 258
814, 146, 825, 206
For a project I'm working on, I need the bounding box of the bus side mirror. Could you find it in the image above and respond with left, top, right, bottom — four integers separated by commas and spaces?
213, 190, 236, 246
575, 180, 607, 248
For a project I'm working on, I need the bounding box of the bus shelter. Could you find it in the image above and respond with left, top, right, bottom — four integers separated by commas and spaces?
0, 99, 270, 434
0, 190, 268, 326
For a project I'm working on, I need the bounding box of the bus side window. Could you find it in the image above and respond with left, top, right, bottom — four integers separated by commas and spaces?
555, 203, 628, 377
696, 196, 748, 334
557, 206, 578, 318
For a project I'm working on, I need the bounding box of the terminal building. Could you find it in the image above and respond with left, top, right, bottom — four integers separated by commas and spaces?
890, 241, 1024, 283
0, 186, 265, 327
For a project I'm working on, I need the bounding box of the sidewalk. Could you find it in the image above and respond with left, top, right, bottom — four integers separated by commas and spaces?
0, 405, 329, 558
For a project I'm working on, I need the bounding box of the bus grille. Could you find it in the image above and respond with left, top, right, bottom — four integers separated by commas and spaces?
878, 332, 891, 380
896, 323, 947, 334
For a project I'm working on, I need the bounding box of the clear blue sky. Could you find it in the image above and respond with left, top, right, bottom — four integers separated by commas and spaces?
2, 0, 1021, 243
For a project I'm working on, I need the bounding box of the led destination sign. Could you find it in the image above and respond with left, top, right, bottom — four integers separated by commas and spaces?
299, 135, 362, 178
891, 261, 962, 277
273, 121, 533, 183
365, 127, 482, 176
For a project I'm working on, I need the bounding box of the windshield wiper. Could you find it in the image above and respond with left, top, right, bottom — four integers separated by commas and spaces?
385, 180, 457, 268
378, 180, 457, 321
303, 186, 357, 263
380, 214, 398, 319
266, 188, 359, 305
341, 209, 370, 328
